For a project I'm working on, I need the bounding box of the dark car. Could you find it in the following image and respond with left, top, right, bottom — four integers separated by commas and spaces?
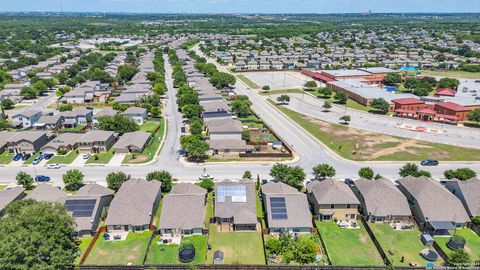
13, 154, 23, 161
344, 178, 355, 185
421, 160, 439, 166
43, 153, 54, 160
35, 175, 51, 182
21, 154, 31, 161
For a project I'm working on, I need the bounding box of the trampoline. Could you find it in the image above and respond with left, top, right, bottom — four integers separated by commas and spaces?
447, 235, 466, 250
178, 243, 196, 263
420, 249, 439, 261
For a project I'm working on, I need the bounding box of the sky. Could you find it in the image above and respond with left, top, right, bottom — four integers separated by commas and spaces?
0, 0, 479, 14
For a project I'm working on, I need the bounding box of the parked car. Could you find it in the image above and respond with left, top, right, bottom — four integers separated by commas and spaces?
344, 178, 355, 185
21, 154, 31, 161
35, 175, 51, 182
13, 153, 23, 161
43, 153, 54, 160
46, 163, 61, 169
421, 160, 439, 166
32, 156, 43, 165
83, 153, 91, 159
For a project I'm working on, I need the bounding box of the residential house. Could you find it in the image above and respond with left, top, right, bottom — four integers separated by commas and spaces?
25, 184, 67, 203
207, 139, 253, 157
33, 114, 64, 130
7, 131, 50, 154
12, 111, 42, 128
41, 133, 83, 154
105, 178, 162, 232
159, 183, 207, 236
61, 108, 93, 127
306, 179, 360, 221
201, 100, 231, 120
261, 181, 312, 234
123, 107, 148, 125
92, 108, 119, 126
112, 131, 151, 153
443, 178, 480, 218
0, 187, 25, 216
206, 118, 243, 140
214, 180, 259, 231
352, 178, 411, 222
397, 176, 470, 234
76, 130, 117, 153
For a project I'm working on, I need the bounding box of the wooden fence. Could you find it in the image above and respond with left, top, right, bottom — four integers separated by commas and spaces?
360, 216, 392, 267
79, 226, 106, 265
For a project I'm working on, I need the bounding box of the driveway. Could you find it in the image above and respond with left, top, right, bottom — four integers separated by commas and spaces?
108, 154, 126, 166
71, 154, 88, 166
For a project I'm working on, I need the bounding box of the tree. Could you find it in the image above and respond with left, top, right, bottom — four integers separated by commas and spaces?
399, 163, 432, 178
209, 72, 236, 89
97, 114, 139, 134
371, 98, 390, 113
189, 118, 203, 135
358, 167, 374, 180
59, 104, 73, 112
146, 170, 173, 192
32, 80, 48, 95
317, 87, 332, 98
334, 92, 348, 104
276, 94, 290, 104
1, 99, 14, 110
322, 100, 332, 112
404, 77, 418, 90
0, 119, 9, 130
383, 72, 402, 86
340, 115, 351, 125
243, 170, 252, 179
262, 85, 270, 91
467, 109, 480, 125
16, 171, 34, 190
304, 80, 317, 88
438, 77, 460, 89
198, 178, 214, 192
63, 169, 84, 191
231, 99, 251, 117
312, 163, 336, 180
117, 65, 139, 82
270, 163, 291, 181
0, 200, 78, 269
20, 86, 38, 99
444, 168, 477, 181
180, 135, 209, 160
445, 249, 470, 268
182, 104, 203, 120
106, 171, 129, 192
413, 87, 430, 97
269, 164, 305, 190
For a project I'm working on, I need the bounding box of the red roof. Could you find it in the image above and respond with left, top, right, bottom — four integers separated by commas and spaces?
435, 114, 459, 121
435, 88, 456, 97
418, 107, 436, 115
394, 109, 418, 114
392, 98, 425, 106
313, 72, 336, 83
436, 102, 470, 112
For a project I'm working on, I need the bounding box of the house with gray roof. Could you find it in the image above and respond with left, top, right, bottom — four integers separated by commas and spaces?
261, 181, 312, 234
214, 180, 259, 231
11, 110, 42, 128
0, 186, 25, 216
306, 178, 360, 222
397, 176, 470, 234
92, 108, 119, 126
206, 118, 243, 140
76, 130, 117, 153
25, 184, 67, 202
443, 178, 480, 218
34, 114, 64, 130
112, 131, 150, 153
60, 108, 93, 127
207, 139, 253, 157
41, 133, 83, 153
105, 178, 161, 232
159, 183, 207, 236
352, 178, 411, 222
123, 107, 148, 125
201, 100, 231, 119
6, 131, 51, 154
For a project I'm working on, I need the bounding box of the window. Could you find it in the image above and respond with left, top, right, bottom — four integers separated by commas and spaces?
330, 204, 334, 209
347, 204, 351, 209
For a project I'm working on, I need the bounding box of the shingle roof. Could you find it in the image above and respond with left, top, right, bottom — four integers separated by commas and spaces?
76, 183, 114, 197
7, 131, 47, 144
444, 178, 480, 217
76, 130, 115, 143
354, 178, 411, 217
207, 139, 253, 151
397, 176, 470, 223
105, 178, 161, 226
206, 119, 243, 133
0, 186, 25, 212
123, 107, 147, 115
94, 108, 118, 117
25, 184, 66, 203
113, 131, 150, 150
306, 178, 360, 205
214, 180, 257, 225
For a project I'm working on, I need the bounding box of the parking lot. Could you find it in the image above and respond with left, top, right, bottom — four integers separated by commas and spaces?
239, 71, 310, 90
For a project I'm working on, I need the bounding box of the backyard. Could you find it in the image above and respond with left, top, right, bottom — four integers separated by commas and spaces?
47, 150, 79, 164
271, 100, 480, 161
85, 231, 151, 265
435, 229, 480, 261
123, 118, 166, 164
370, 223, 436, 267
75, 236, 93, 264
145, 235, 208, 265
206, 224, 265, 264
315, 221, 384, 266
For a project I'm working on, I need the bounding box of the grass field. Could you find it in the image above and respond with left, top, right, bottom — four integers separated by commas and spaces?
85, 231, 151, 265
316, 221, 384, 266
145, 235, 208, 265
75, 236, 93, 264
420, 70, 480, 79
86, 149, 114, 164
140, 120, 161, 132
311, 93, 372, 112
206, 224, 265, 264
0, 151, 13, 164
205, 192, 214, 228
370, 223, 436, 266
270, 99, 480, 161
123, 118, 166, 164
0, 185, 6, 190
435, 229, 480, 261
237, 74, 260, 89
47, 150, 79, 164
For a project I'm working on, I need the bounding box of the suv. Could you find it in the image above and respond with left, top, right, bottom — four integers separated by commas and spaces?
421, 160, 439, 166
13, 153, 23, 161
32, 155, 43, 165
21, 154, 31, 161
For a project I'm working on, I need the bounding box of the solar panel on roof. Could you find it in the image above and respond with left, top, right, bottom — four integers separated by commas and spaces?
269, 197, 288, 220
65, 199, 96, 218
217, 185, 246, 203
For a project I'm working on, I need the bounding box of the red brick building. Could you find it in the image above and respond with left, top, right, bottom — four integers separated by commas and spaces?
392, 98, 426, 117
434, 102, 471, 122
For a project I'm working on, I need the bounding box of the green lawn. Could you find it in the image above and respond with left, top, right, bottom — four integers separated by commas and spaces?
421, 70, 480, 79
145, 235, 207, 265
0, 185, 6, 190
316, 221, 384, 266
435, 229, 480, 261
313, 94, 371, 112
75, 236, 93, 265
153, 198, 163, 229
0, 151, 13, 164
140, 120, 161, 132
370, 223, 436, 267
85, 231, 151, 265
237, 74, 260, 89
47, 150, 79, 164
59, 125, 85, 132
256, 190, 266, 229
123, 118, 166, 164
206, 224, 265, 264
23, 152, 41, 164
205, 192, 214, 228
86, 148, 114, 164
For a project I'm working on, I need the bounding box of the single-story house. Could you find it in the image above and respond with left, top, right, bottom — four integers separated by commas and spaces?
25, 184, 67, 202
207, 139, 253, 157
123, 107, 148, 125
306, 178, 360, 222
261, 181, 312, 234
206, 118, 243, 140
159, 183, 207, 236
112, 131, 151, 153
0, 186, 26, 216
105, 178, 162, 232
443, 178, 480, 218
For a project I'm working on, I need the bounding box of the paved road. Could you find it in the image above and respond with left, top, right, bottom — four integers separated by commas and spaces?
0, 49, 478, 187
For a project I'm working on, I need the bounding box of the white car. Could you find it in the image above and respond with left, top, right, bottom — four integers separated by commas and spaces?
46, 163, 61, 169
83, 153, 91, 159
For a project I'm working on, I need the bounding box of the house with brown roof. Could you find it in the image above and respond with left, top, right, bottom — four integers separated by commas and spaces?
443, 178, 480, 218
206, 118, 243, 140
7, 131, 51, 154
112, 131, 151, 153
352, 178, 411, 222
41, 133, 83, 154
105, 178, 161, 232
261, 181, 312, 234
397, 176, 470, 234
76, 130, 116, 153
25, 184, 67, 203
306, 178, 360, 222
159, 183, 207, 237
